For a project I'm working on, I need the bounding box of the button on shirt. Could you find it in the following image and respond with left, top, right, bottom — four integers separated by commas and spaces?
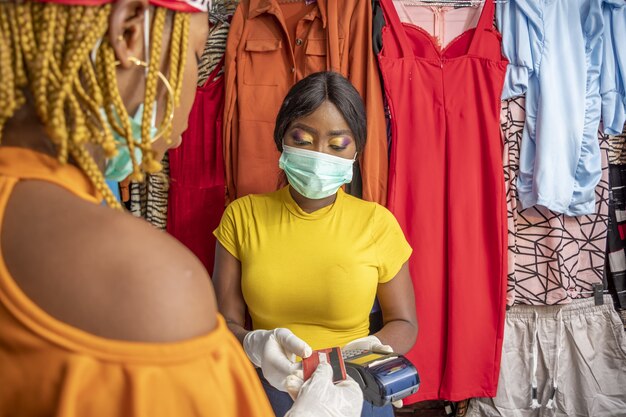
223, 0, 388, 204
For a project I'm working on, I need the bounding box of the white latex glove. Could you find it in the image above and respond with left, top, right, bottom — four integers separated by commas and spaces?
284, 362, 363, 417
343, 335, 393, 354
343, 336, 403, 408
243, 328, 312, 392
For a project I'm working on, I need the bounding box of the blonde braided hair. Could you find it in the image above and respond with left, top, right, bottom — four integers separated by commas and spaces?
0, 1, 190, 208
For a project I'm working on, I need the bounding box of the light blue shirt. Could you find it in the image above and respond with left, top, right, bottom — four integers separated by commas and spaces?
497, 0, 623, 216
601, 0, 626, 135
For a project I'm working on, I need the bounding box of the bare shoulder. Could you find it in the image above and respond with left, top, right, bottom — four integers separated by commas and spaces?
2, 180, 217, 343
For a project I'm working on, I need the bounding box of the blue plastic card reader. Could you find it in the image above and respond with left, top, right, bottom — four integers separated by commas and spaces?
342, 349, 420, 407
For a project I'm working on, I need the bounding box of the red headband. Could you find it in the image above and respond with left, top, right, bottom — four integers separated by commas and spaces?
31, 0, 209, 13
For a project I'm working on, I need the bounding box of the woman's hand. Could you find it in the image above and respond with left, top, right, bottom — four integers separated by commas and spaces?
285, 362, 363, 417
243, 328, 313, 392
343, 335, 393, 353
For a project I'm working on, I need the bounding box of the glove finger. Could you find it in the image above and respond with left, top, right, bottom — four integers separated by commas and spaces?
307, 361, 333, 381
274, 329, 313, 358
263, 337, 301, 375
336, 378, 364, 402
344, 336, 382, 352
284, 374, 304, 401
392, 399, 403, 408
372, 344, 394, 354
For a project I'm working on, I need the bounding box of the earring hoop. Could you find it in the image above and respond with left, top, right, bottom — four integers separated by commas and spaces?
115, 57, 175, 144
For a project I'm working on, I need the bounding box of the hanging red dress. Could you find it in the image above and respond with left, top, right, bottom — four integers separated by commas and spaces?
377, 0, 509, 402
167, 59, 226, 274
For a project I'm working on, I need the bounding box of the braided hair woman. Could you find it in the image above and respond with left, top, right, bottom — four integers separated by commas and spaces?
0, 0, 361, 415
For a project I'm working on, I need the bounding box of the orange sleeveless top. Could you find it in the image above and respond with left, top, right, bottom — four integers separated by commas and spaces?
0, 147, 273, 417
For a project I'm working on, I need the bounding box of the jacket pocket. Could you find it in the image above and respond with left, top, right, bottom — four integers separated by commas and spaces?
243, 39, 282, 86
304, 38, 345, 77
304, 39, 326, 77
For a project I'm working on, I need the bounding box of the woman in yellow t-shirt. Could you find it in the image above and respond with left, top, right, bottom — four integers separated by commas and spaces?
214, 71, 418, 417
0, 1, 360, 415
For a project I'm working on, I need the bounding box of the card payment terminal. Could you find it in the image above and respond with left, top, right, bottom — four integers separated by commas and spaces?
342, 349, 420, 407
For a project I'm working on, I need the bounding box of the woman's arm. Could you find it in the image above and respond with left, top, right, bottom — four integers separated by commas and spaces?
212, 241, 249, 344
372, 262, 417, 354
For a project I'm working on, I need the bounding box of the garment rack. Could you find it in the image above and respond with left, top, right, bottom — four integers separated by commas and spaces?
402, 0, 508, 6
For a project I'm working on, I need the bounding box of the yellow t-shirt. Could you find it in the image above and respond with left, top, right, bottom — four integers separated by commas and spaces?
214, 186, 412, 350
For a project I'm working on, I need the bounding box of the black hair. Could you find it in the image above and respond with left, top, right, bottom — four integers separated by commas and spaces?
273, 71, 367, 153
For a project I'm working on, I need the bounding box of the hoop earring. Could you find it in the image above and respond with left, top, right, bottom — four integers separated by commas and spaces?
115, 57, 175, 145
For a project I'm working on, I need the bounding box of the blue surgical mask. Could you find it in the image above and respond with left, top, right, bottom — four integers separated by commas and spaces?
278, 144, 356, 200
103, 103, 157, 182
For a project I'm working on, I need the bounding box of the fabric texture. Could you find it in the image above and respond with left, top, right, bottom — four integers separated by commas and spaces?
501, 97, 610, 306
167, 57, 226, 274
390, 0, 484, 48
129, 154, 169, 230
375, 0, 508, 402
608, 128, 626, 165
606, 135, 626, 312
600, 0, 626, 136
496, 0, 606, 216
0, 147, 273, 417
223, 0, 388, 204
467, 296, 626, 417
213, 186, 412, 350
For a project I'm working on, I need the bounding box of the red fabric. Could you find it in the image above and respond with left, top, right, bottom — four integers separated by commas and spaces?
377, 0, 508, 402
167, 60, 225, 275
35, 0, 206, 12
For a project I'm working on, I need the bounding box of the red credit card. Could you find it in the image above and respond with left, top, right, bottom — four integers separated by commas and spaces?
302, 347, 347, 383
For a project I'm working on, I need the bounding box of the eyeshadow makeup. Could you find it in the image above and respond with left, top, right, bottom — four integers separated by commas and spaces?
291, 128, 314, 144
329, 136, 351, 149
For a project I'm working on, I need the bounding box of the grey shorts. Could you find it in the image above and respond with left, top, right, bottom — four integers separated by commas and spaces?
467, 296, 626, 417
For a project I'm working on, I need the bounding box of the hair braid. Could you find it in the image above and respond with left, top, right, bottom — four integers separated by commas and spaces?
161, 12, 184, 141
52, 6, 68, 65
0, 2, 192, 208
6, 4, 27, 87
0, 8, 21, 136
98, 43, 143, 180
139, 7, 166, 175
32, 3, 57, 123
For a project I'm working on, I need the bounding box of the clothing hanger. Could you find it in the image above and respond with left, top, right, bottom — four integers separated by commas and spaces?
576, 283, 626, 306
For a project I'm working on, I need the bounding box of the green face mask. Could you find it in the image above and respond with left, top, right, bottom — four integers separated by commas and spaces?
278, 144, 356, 200
103, 104, 158, 182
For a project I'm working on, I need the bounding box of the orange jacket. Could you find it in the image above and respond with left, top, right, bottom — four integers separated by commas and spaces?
223, 0, 388, 204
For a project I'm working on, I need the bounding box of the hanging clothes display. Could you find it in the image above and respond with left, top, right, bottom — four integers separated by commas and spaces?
129, 155, 169, 230
390, 0, 484, 46
223, 0, 387, 204
501, 97, 610, 307
167, 58, 226, 274
605, 124, 626, 318
166, 3, 237, 273
496, 0, 616, 216
467, 296, 626, 416
375, 0, 508, 402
